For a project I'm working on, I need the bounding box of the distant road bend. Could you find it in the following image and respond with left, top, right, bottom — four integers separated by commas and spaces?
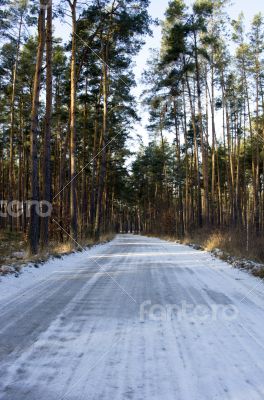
1, 234, 264, 399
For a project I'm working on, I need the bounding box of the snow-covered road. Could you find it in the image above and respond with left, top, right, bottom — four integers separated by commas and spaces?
1, 234, 264, 399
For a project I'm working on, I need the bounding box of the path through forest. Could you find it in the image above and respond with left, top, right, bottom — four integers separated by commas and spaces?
0, 235, 264, 399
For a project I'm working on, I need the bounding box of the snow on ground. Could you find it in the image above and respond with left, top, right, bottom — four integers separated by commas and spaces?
0, 241, 112, 304
1, 235, 264, 399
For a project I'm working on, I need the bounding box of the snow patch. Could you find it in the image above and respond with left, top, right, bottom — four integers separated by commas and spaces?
0, 240, 113, 304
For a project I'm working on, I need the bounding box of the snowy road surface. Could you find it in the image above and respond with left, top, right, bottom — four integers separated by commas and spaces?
1, 234, 264, 399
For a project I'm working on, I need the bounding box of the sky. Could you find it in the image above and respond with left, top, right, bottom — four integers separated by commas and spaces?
132, 0, 264, 146
134, 0, 262, 82
54, 0, 263, 149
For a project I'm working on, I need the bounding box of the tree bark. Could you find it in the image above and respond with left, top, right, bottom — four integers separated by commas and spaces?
28, 0, 46, 255
9, 12, 23, 232
68, 0, 78, 241
40, 0, 52, 248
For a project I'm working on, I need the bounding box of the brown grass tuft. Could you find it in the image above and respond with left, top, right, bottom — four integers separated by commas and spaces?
0, 232, 116, 274
152, 228, 264, 265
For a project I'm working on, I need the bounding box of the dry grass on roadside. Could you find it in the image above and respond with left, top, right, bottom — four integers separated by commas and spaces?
31, 232, 116, 260
153, 228, 264, 278
183, 228, 264, 264
0, 231, 115, 274
0, 230, 25, 266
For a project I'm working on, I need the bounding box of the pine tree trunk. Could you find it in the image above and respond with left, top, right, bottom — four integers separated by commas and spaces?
28, 1, 46, 255
186, 73, 202, 228
68, 0, 78, 241
40, 0, 52, 248
94, 43, 109, 240
194, 31, 209, 225
9, 12, 23, 232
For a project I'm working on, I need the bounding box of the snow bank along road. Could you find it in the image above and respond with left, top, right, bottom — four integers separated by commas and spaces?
0, 235, 264, 400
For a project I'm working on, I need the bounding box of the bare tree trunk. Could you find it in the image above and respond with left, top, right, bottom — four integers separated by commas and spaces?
254, 41, 260, 235
182, 83, 189, 234
9, 12, 23, 232
186, 73, 202, 228
40, 0, 52, 248
207, 65, 216, 225
28, 0, 46, 254
68, 0, 78, 241
174, 99, 184, 237
194, 30, 209, 225
94, 43, 108, 239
